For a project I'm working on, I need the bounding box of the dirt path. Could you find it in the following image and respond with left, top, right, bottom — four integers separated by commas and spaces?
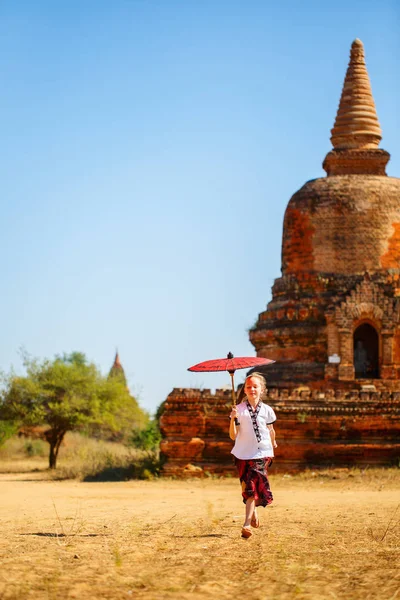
0, 469, 399, 599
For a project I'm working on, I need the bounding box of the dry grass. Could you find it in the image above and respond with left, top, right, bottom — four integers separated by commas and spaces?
0, 467, 399, 599
0, 433, 156, 480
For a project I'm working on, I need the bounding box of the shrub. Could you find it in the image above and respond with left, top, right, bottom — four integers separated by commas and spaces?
130, 420, 161, 451
82, 451, 161, 482
24, 439, 46, 457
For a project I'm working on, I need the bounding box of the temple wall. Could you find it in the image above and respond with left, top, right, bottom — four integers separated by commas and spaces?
160, 387, 400, 476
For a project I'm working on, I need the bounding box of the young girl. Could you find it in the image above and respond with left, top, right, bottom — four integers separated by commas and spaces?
229, 372, 277, 538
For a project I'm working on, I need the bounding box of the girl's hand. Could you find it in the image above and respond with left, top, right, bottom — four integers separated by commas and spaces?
273, 441, 278, 448
230, 406, 238, 420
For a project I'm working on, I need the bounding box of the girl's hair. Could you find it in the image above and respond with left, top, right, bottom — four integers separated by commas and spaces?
237, 372, 267, 403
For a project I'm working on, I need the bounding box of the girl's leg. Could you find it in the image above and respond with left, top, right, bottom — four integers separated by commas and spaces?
243, 496, 255, 528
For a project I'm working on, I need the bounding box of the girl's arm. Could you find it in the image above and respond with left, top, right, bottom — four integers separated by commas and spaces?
229, 406, 238, 440
268, 424, 277, 448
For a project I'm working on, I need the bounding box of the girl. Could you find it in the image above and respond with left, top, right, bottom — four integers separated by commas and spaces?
229, 372, 277, 538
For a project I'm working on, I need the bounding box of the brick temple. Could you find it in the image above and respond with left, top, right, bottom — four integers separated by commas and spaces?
160, 40, 400, 475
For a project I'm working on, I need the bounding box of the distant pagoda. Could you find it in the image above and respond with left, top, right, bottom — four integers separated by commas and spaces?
108, 350, 128, 388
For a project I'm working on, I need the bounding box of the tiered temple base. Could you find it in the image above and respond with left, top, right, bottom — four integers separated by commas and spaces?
160, 387, 400, 476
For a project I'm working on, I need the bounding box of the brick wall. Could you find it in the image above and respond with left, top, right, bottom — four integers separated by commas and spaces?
160, 387, 400, 475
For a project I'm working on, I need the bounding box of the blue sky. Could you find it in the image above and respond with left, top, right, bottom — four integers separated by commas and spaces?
1, 1, 399, 414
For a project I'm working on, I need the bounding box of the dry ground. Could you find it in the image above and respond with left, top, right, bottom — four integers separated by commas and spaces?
0, 465, 399, 600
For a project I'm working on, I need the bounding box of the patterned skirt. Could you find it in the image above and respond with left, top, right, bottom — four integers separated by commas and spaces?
235, 457, 273, 507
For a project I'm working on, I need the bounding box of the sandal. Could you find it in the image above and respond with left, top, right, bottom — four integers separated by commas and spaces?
251, 511, 260, 528
241, 526, 252, 539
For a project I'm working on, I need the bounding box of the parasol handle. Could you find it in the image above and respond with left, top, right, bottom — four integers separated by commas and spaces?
229, 371, 240, 426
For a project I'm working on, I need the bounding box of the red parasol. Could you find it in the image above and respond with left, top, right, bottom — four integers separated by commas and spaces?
188, 352, 275, 423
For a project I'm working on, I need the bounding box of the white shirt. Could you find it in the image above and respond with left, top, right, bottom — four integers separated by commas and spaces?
231, 401, 276, 460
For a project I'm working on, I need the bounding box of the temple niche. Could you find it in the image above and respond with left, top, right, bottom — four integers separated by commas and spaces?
354, 324, 378, 379
160, 39, 400, 475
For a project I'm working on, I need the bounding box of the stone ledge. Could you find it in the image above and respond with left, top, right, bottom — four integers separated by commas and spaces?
265, 388, 400, 402
272, 403, 400, 414
170, 388, 232, 397
167, 387, 400, 403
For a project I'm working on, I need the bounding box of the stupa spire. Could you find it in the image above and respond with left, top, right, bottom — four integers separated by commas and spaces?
113, 349, 122, 369
330, 39, 381, 150
323, 39, 390, 176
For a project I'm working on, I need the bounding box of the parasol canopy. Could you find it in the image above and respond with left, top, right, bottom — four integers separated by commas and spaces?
188, 352, 275, 424
188, 353, 274, 374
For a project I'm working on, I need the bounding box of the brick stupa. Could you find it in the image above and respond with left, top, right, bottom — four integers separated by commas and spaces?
160, 40, 400, 474
108, 350, 128, 389
250, 38, 400, 386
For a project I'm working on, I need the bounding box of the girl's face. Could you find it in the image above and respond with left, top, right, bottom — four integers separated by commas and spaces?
244, 377, 263, 403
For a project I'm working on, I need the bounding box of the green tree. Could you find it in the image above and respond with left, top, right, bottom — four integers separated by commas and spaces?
0, 352, 147, 469
0, 420, 18, 447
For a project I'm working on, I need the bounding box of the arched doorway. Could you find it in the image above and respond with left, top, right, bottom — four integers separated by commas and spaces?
353, 323, 379, 379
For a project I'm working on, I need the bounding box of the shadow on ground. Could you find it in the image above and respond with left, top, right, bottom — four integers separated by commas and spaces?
20, 533, 109, 538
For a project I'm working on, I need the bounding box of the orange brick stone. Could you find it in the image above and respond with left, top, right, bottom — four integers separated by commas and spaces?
160, 388, 236, 476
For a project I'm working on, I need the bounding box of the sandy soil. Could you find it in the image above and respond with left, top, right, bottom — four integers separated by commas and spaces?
0, 468, 399, 599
